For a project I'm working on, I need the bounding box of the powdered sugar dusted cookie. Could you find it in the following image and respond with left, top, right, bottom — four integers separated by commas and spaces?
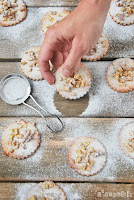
26, 181, 66, 200
82, 33, 109, 61
21, 47, 43, 81
0, 0, 27, 27
119, 122, 134, 159
106, 58, 134, 93
55, 64, 91, 99
41, 9, 70, 33
68, 137, 107, 176
1, 119, 40, 159
109, 0, 134, 25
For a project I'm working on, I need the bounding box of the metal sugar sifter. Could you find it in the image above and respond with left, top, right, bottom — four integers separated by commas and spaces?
0, 73, 64, 133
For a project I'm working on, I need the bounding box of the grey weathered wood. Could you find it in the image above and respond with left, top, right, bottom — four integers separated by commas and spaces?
0, 8, 133, 59
0, 182, 134, 200
0, 117, 134, 182
0, 62, 134, 117
25, 0, 80, 7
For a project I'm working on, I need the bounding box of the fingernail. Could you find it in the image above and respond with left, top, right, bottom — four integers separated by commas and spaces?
63, 69, 71, 77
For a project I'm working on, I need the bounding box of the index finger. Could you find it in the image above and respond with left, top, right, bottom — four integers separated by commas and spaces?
38, 40, 55, 85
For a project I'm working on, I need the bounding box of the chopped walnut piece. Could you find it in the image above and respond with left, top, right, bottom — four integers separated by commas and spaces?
44, 183, 49, 189
80, 165, 86, 171
16, 134, 23, 139
58, 77, 63, 81
76, 156, 81, 163
9, 148, 14, 153
9, 134, 14, 141
83, 141, 90, 147
41, 197, 46, 200
49, 182, 55, 188
28, 195, 37, 200
88, 146, 94, 153
80, 146, 86, 153
14, 128, 19, 135
21, 60, 27, 65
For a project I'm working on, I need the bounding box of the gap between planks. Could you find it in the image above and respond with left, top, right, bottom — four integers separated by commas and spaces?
0, 117, 134, 183
0, 182, 134, 200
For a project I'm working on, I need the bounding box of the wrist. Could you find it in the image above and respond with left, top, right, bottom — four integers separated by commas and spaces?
79, 0, 111, 16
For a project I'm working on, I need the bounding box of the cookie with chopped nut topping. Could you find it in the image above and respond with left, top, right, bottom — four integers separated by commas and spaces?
109, 0, 134, 25
55, 63, 92, 99
106, 58, 134, 93
21, 47, 43, 81
0, 0, 27, 26
82, 33, 109, 61
26, 181, 66, 200
1, 119, 40, 159
41, 9, 70, 33
68, 137, 107, 176
119, 122, 134, 159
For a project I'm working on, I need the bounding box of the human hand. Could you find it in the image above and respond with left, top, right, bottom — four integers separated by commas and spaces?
38, 0, 111, 85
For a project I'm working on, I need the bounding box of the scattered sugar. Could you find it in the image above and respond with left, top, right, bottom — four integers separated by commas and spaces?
103, 13, 134, 58
80, 61, 134, 117
3, 77, 27, 102
15, 183, 81, 200
1, 118, 133, 182
15, 183, 35, 200
0, 7, 133, 59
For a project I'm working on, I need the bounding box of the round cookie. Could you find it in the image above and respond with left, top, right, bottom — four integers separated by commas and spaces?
26, 181, 66, 200
21, 47, 43, 81
1, 119, 40, 159
119, 122, 134, 159
0, 0, 27, 27
41, 9, 70, 33
82, 33, 109, 61
68, 137, 107, 176
109, 0, 134, 25
55, 63, 92, 99
106, 58, 134, 93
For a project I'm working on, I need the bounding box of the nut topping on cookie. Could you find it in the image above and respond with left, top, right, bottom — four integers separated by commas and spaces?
106, 58, 134, 93
41, 9, 70, 33
55, 63, 92, 99
68, 137, 107, 176
119, 122, 134, 159
0, 0, 27, 26
26, 181, 66, 200
82, 33, 109, 61
109, 0, 134, 25
21, 47, 43, 81
1, 120, 40, 159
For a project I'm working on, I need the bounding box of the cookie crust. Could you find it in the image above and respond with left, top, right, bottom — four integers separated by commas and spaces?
1, 119, 40, 159
0, 0, 27, 27
68, 137, 107, 176
82, 33, 109, 61
55, 63, 92, 100
21, 47, 43, 81
26, 181, 66, 200
41, 9, 70, 33
118, 122, 134, 159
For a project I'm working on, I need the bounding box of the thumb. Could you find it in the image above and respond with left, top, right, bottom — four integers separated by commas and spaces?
62, 36, 87, 77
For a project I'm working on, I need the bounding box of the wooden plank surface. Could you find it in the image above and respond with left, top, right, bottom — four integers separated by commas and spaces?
0, 117, 134, 182
25, 0, 80, 7
0, 7, 134, 59
0, 62, 134, 117
0, 182, 134, 200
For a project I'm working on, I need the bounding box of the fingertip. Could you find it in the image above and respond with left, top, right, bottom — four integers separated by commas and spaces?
62, 68, 72, 77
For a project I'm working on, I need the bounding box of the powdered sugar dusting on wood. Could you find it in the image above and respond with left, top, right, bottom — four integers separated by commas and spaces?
0, 117, 133, 182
